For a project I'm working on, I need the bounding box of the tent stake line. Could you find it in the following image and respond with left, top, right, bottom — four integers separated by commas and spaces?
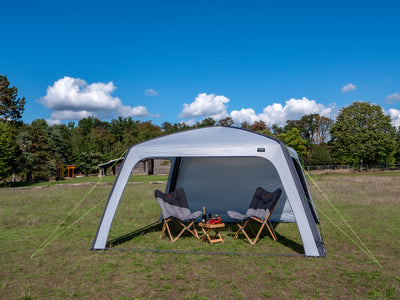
98, 247, 307, 257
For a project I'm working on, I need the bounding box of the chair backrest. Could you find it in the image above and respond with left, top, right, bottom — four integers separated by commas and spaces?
246, 187, 282, 220
155, 188, 191, 220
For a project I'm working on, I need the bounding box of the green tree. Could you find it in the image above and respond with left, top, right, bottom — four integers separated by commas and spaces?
161, 121, 177, 134
110, 117, 161, 148
394, 127, 400, 164
285, 114, 333, 145
196, 117, 216, 128
271, 124, 285, 136
249, 120, 274, 136
308, 145, 332, 165
16, 119, 55, 181
240, 121, 251, 130
250, 120, 267, 132
330, 102, 396, 166
110, 117, 138, 143
136, 121, 162, 142
285, 114, 334, 163
71, 117, 115, 165
0, 75, 26, 122
78, 116, 108, 135
0, 122, 14, 182
31, 119, 56, 180
217, 117, 234, 127
314, 115, 333, 145
161, 121, 191, 134
78, 152, 104, 175
48, 124, 73, 164
278, 127, 308, 162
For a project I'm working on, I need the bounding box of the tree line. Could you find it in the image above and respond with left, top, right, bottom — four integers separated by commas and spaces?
1, 75, 399, 183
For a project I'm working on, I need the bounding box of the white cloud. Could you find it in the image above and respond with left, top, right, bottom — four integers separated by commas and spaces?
118, 105, 150, 118
50, 110, 96, 120
341, 83, 357, 93
386, 93, 400, 103
230, 97, 337, 126
40, 77, 121, 112
179, 95, 337, 127
39, 77, 151, 122
387, 108, 400, 128
180, 93, 230, 120
144, 89, 159, 96
182, 119, 195, 126
46, 119, 61, 126
230, 108, 258, 124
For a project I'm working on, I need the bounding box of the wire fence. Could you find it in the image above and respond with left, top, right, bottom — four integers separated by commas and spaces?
305, 164, 400, 173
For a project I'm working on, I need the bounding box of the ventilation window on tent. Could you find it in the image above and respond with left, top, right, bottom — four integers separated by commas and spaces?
257, 148, 265, 152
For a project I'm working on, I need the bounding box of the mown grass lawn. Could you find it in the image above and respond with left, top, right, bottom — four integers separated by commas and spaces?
1, 173, 399, 299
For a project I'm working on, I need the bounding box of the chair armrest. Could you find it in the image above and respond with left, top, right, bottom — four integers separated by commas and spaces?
227, 210, 247, 221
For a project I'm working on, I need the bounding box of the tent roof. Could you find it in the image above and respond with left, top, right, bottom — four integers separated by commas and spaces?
132, 126, 294, 160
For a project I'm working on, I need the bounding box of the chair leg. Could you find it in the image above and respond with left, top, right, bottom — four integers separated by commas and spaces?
160, 222, 166, 238
159, 218, 175, 242
266, 220, 277, 241
182, 220, 200, 239
253, 223, 266, 244
185, 221, 200, 239
241, 228, 255, 245
246, 217, 278, 244
233, 220, 243, 240
161, 218, 200, 242
174, 220, 200, 242
233, 219, 256, 245
252, 218, 277, 242
177, 220, 200, 239
247, 222, 257, 236
165, 221, 175, 242
233, 219, 248, 239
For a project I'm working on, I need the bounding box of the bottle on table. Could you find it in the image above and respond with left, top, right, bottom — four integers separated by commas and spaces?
202, 206, 206, 223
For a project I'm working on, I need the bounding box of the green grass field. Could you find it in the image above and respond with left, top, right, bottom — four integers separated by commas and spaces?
1, 174, 169, 188
1, 173, 399, 299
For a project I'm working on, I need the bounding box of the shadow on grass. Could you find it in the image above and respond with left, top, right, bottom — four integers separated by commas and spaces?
106, 221, 163, 247
107, 220, 203, 247
107, 221, 304, 255
224, 222, 304, 254
274, 232, 304, 254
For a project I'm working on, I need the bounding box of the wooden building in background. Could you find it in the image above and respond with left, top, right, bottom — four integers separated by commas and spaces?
98, 158, 171, 177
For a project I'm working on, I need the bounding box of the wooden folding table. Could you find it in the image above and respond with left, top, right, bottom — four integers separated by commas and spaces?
199, 222, 225, 244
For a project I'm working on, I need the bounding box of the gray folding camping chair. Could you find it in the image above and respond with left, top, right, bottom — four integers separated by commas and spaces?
227, 187, 282, 245
155, 188, 202, 243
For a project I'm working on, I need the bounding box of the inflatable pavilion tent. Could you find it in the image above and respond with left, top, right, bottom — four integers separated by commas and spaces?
92, 126, 326, 257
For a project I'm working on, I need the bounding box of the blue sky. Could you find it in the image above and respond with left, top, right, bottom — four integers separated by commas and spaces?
2, 0, 400, 127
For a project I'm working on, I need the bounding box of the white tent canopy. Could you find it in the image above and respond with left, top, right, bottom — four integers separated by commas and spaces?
92, 127, 326, 257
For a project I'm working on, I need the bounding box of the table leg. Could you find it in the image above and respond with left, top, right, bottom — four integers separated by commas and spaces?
201, 227, 224, 244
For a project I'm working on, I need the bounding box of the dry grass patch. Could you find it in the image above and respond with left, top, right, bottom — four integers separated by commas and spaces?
310, 174, 400, 205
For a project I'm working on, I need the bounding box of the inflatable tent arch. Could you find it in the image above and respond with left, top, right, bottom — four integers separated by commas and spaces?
92, 126, 326, 257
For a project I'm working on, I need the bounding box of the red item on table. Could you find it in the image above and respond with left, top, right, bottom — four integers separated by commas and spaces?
209, 217, 222, 224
